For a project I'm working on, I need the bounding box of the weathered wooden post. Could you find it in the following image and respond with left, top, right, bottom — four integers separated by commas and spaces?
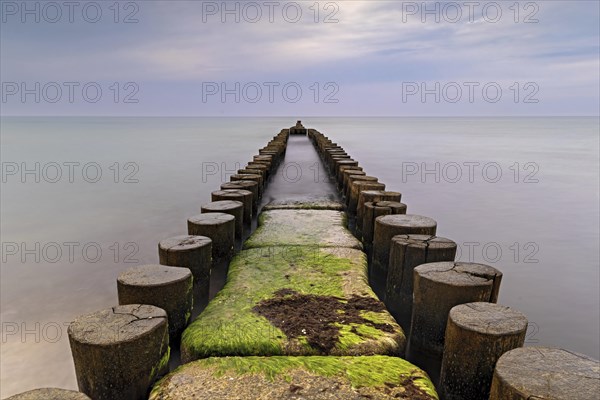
409, 262, 502, 358
238, 167, 265, 182
325, 148, 344, 162
260, 150, 280, 166
158, 235, 212, 306
439, 302, 528, 400
348, 181, 385, 215
253, 154, 273, 163
345, 175, 378, 204
329, 155, 352, 173
362, 201, 407, 252
246, 163, 270, 180
68, 305, 169, 400
334, 159, 359, 182
117, 264, 193, 343
324, 148, 343, 163
341, 169, 366, 195
325, 146, 345, 155
221, 180, 259, 209
231, 173, 263, 194
326, 144, 346, 152
372, 214, 437, 290
339, 166, 363, 190
327, 149, 349, 160
385, 234, 456, 332
187, 213, 235, 260
237, 168, 265, 188
489, 347, 600, 400
212, 189, 253, 226
201, 200, 244, 239
356, 190, 401, 236
252, 155, 273, 173
323, 143, 342, 152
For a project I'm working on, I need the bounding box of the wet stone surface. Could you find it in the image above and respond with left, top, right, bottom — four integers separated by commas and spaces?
244, 209, 361, 250
263, 200, 344, 211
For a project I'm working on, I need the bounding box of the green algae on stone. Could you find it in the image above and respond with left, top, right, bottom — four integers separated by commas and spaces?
180, 246, 404, 362
244, 209, 361, 249
150, 356, 438, 400
151, 346, 171, 382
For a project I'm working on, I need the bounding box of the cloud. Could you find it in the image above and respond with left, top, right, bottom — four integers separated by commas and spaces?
1, 1, 598, 115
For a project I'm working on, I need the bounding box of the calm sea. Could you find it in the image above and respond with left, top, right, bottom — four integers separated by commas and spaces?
1, 117, 598, 397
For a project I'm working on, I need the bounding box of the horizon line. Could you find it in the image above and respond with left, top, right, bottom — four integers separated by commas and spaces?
2, 115, 599, 118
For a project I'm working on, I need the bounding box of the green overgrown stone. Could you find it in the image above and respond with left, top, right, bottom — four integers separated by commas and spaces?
150, 356, 438, 400
180, 246, 405, 362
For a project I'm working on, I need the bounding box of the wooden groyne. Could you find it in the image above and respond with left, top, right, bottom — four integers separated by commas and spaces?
9, 122, 598, 400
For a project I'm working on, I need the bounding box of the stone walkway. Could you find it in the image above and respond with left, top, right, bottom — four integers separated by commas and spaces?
152, 132, 438, 399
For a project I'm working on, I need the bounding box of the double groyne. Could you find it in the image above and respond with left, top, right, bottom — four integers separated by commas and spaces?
8, 123, 598, 400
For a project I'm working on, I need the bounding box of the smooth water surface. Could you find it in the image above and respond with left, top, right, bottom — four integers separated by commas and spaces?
1, 117, 598, 397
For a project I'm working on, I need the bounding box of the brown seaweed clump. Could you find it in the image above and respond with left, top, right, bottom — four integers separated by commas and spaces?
253, 289, 395, 353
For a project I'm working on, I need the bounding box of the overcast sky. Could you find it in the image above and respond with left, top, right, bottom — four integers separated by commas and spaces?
1, 0, 599, 116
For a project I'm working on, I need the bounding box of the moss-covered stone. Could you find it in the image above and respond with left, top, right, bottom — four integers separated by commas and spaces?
244, 209, 360, 249
150, 356, 438, 400
180, 246, 404, 362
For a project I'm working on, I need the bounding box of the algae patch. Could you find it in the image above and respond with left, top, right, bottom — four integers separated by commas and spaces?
180, 246, 405, 361
253, 289, 395, 353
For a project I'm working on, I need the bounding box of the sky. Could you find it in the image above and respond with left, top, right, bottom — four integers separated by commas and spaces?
1, 0, 599, 116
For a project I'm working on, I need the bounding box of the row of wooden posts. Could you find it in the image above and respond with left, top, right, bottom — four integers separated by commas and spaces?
307, 128, 597, 400
8, 131, 290, 400
9, 125, 597, 399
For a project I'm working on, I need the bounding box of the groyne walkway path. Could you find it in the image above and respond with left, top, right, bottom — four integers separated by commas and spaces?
11, 123, 598, 400
164, 130, 430, 399
259, 133, 340, 206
